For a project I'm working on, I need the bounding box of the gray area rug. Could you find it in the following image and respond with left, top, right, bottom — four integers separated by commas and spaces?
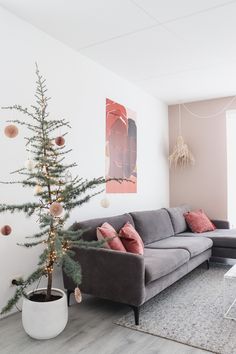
115, 264, 236, 354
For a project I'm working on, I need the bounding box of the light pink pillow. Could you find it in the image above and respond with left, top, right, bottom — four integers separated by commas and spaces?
96, 222, 127, 252
184, 209, 216, 233
119, 222, 144, 255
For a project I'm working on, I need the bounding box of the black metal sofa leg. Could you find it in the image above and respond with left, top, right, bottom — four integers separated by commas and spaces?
67, 289, 73, 307
131, 306, 140, 325
206, 259, 210, 270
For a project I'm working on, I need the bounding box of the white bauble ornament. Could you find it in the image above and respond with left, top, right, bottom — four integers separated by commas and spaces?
100, 197, 110, 208
65, 171, 72, 183
34, 185, 43, 195
25, 159, 35, 171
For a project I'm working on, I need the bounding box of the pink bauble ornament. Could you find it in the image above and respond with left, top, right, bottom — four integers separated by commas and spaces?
1, 225, 12, 236
55, 136, 65, 146
4, 125, 18, 138
49, 202, 63, 217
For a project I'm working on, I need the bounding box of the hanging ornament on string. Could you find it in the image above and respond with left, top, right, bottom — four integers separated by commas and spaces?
42, 165, 47, 175
34, 185, 43, 195
55, 136, 65, 146
1, 225, 12, 236
74, 286, 82, 303
100, 196, 110, 208
49, 202, 63, 217
4, 124, 19, 138
64, 171, 72, 183
25, 158, 35, 171
169, 104, 195, 168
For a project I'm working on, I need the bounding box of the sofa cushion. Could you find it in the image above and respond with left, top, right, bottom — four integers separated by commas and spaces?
119, 222, 144, 255
130, 209, 174, 245
71, 213, 134, 241
97, 222, 127, 252
165, 205, 191, 234
178, 229, 236, 248
184, 209, 216, 233
145, 236, 213, 257
144, 248, 190, 284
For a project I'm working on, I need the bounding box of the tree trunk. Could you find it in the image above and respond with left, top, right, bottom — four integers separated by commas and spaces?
46, 271, 52, 301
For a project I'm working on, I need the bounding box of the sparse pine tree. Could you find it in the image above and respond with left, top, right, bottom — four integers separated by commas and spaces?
0, 64, 114, 314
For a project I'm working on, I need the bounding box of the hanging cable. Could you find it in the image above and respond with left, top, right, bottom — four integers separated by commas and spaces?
178, 104, 182, 135
182, 95, 236, 119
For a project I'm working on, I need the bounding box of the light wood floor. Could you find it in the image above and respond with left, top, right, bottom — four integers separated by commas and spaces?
0, 295, 212, 354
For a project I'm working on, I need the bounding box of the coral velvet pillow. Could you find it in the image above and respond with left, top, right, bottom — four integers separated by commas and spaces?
96, 222, 126, 252
119, 222, 144, 255
184, 209, 216, 233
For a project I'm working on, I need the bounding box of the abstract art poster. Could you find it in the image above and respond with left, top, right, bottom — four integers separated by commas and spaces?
105, 98, 137, 193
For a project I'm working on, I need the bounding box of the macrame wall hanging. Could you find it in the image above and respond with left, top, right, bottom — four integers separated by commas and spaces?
169, 104, 195, 168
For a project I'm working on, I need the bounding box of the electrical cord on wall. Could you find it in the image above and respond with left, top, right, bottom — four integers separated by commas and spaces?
181, 95, 236, 119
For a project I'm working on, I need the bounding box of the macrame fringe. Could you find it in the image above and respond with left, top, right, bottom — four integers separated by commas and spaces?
169, 135, 195, 168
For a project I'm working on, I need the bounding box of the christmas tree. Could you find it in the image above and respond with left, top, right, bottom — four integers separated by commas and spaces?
0, 65, 109, 314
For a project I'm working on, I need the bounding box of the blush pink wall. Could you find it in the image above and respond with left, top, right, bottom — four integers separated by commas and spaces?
169, 96, 236, 220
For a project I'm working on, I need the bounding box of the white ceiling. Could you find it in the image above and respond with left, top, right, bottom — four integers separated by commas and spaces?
1, 0, 236, 104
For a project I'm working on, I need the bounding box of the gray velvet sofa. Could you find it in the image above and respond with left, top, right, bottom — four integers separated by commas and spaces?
63, 205, 234, 325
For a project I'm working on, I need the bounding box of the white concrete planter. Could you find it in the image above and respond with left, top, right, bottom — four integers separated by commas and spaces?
22, 288, 68, 340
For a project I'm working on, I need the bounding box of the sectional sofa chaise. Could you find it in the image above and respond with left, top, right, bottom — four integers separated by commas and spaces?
63, 205, 236, 325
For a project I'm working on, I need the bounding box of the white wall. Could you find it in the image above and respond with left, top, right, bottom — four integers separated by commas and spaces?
0, 7, 169, 316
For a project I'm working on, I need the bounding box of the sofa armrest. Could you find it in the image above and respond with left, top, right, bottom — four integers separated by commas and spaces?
62, 247, 145, 307
211, 219, 230, 229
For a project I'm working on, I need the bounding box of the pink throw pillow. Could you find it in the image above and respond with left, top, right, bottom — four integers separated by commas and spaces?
119, 222, 144, 255
96, 222, 126, 252
184, 209, 216, 233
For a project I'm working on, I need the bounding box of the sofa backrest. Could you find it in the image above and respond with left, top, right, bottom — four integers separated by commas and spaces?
165, 205, 191, 234
71, 213, 134, 241
130, 209, 174, 245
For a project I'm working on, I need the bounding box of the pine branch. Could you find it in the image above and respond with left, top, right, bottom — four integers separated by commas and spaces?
25, 229, 49, 239
17, 240, 46, 248
38, 249, 49, 265
64, 190, 103, 211
0, 288, 25, 315
58, 228, 86, 240
0, 267, 44, 314
0, 202, 41, 215
6, 119, 40, 132
10, 168, 25, 175
0, 180, 38, 187
70, 239, 105, 248
62, 254, 82, 285
2, 105, 40, 122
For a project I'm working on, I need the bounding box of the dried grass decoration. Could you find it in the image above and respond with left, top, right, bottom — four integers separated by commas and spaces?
169, 135, 195, 168
169, 105, 195, 168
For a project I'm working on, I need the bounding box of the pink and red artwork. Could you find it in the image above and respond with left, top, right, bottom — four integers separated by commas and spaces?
105, 98, 137, 193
